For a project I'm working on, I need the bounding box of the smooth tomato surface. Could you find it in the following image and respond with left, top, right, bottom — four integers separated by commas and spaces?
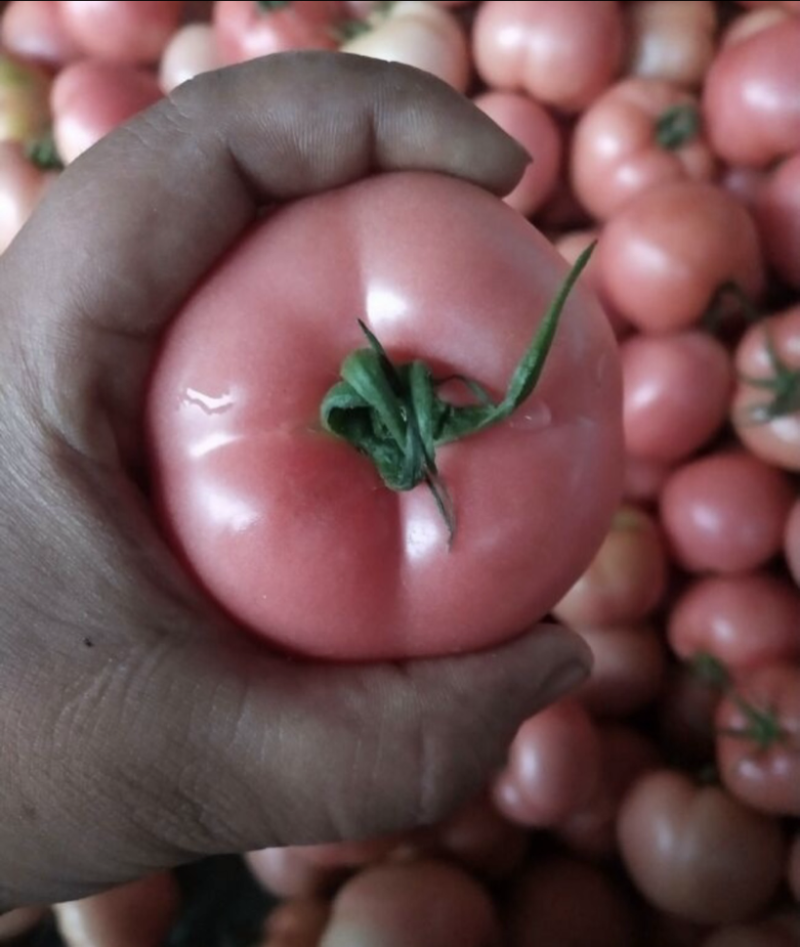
146, 172, 622, 660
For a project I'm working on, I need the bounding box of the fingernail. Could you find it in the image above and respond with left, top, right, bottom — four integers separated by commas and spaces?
539, 660, 590, 706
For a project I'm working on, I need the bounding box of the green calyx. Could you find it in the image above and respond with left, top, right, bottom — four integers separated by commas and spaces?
655, 103, 701, 151
24, 132, 63, 171
739, 328, 800, 425
320, 243, 595, 544
255, 0, 291, 12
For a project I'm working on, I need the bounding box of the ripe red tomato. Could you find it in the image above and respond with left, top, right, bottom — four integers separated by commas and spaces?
1, 1, 83, 69
753, 153, 800, 290
617, 769, 786, 926
625, 0, 717, 89
716, 662, 800, 816
731, 305, 800, 470
146, 171, 622, 660
57, 0, 185, 64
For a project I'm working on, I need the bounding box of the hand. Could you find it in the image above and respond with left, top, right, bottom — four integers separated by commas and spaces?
0, 52, 590, 910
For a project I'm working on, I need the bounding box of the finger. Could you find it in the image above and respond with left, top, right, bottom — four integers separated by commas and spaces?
4, 620, 588, 906
1, 53, 528, 450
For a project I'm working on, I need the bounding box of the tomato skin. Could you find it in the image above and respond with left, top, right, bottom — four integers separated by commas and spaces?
621, 330, 733, 463
716, 663, 800, 816
473, 0, 624, 114
1, 1, 82, 69
731, 305, 800, 470
571, 78, 716, 221
659, 450, 795, 575
625, 0, 717, 89
54, 873, 180, 947
702, 19, 800, 168
597, 181, 765, 333
247, 847, 344, 900
159, 22, 219, 93
473, 91, 561, 217
146, 171, 622, 661
553, 505, 668, 628
617, 770, 786, 926
785, 498, 800, 585
213, 0, 341, 64
492, 699, 603, 827
51, 60, 162, 163
753, 153, 800, 290
667, 573, 800, 674
57, 0, 186, 64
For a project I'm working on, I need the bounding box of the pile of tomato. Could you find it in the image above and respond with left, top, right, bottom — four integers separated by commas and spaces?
1, 1, 799, 945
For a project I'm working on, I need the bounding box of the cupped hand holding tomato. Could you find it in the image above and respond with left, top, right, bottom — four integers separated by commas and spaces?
0, 53, 597, 912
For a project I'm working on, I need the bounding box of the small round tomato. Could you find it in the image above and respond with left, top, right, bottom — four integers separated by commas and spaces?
554, 228, 629, 338
617, 769, 787, 926
473, 0, 624, 114
659, 450, 795, 574
753, 153, 800, 290
146, 171, 623, 661
620, 330, 733, 463
571, 78, 715, 221
262, 898, 330, 947
321, 860, 500, 947
625, 0, 717, 89
0, 1, 82, 69
159, 22, 218, 93
731, 305, 800, 470
492, 699, 602, 827
54, 873, 180, 947
575, 624, 667, 719
473, 90, 561, 217
668, 573, 800, 674
503, 854, 639, 947
597, 181, 765, 333
716, 662, 800, 816
623, 454, 671, 505
553, 505, 668, 628
340, 1, 471, 93
557, 724, 661, 859
703, 18, 800, 168
57, 0, 186, 64
213, 1, 341, 65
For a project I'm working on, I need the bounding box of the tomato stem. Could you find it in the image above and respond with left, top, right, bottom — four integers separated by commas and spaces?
701, 280, 760, 333
655, 103, 700, 151
24, 132, 63, 171
737, 327, 800, 425
320, 243, 595, 545
255, 0, 291, 12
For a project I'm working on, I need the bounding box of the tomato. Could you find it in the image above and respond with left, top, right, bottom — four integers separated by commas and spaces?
426, 793, 529, 881
785, 498, 800, 585
54, 873, 180, 947
247, 847, 344, 900
0, 53, 51, 147
739, 0, 800, 9
668, 573, 800, 674
753, 153, 800, 290
659, 450, 795, 575
622, 454, 671, 505
617, 769, 786, 926
0, 1, 82, 69
473, 91, 561, 217
473, 0, 624, 114
731, 305, 800, 470
554, 228, 629, 338
597, 181, 765, 334
213, 1, 341, 65
571, 78, 716, 221
0, 907, 48, 941
557, 724, 661, 859
716, 662, 800, 816
51, 60, 162, 164
702, 18, 800, 168
159, 22, 218, 93
492, 699, 602, 827
340, 2, 470, 93
146, 171, 622, 661
503, 854, 639, 947
320, 860, 500, 947
625, 0, 717, 89
0, 142, 54, 254
553, 505, 668, 628
575, 624, 667, 718
262, 898, 330, 947
57, 0, 186, 64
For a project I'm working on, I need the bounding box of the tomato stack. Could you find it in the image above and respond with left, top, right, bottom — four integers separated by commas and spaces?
1, 2, 799, 946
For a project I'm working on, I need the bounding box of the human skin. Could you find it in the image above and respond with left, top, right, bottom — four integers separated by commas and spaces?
0, 53, 591, 911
